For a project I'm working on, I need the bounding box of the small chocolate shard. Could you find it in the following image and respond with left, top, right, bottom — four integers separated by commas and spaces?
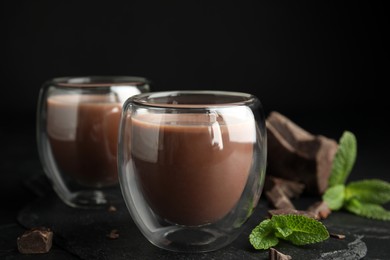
307, 201, 331, 219
107, 229, 119, 240
265, 176, 305, 199
268, 208, 318, 219
107, 205, 117, 212
17, 227, 53, 254
266, 185, 295, 210
266, 112, 338, 195
269, 247, 292, 260
330, 233, 346, 239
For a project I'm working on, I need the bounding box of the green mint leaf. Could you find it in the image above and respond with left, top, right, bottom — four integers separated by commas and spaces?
272, 215, 329, 246
249, 219, 279, 250
322, 184, 345, 210
345, 198, 390, 221
249, 215, 330, 250
345, 179, 390, 205
328, 131, 357, 187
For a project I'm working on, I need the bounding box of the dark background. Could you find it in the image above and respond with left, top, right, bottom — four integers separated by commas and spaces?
2, 1, 389, 119
1, 1, 389, 221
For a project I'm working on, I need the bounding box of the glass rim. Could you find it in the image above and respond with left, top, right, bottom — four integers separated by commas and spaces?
129, 90, 258, 109
45, 76, 150, 88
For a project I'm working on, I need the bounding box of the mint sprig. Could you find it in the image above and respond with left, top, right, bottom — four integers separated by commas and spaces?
323, 131, 390, 220
249, 215, 329, 250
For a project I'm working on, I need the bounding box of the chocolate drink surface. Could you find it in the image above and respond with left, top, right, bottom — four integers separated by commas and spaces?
131, 113, 256, 226
47, 94, 121, 187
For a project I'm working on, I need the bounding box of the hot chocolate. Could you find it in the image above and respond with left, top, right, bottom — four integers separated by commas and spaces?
47, 94, 121, 187
130, 113, 256, 226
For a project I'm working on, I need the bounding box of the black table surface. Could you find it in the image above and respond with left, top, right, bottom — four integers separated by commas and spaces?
1, 116, 389, 260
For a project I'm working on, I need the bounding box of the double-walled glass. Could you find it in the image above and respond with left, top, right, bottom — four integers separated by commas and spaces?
37, 76, 150, 208
118, 91, 266, 252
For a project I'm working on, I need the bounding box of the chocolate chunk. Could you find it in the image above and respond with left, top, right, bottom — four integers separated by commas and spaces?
307, 201, 331, 219
266, 185, 295, 210
265, 176, 305, 199
330, 233, 346, 239
268, 208, 318, 219
266, 112, 338, 195
17, 227, 53, 254
107, 205, 117, 212
107, 229, 119, 240
269, 247, 292, 260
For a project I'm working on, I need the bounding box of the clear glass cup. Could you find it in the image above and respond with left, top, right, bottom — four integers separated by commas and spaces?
118, 91, 267, 252
37, 76, 150, 208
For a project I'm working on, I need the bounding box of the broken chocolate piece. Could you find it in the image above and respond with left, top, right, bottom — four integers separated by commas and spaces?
266, 112, 338, 195
17, 227, 53, 254
107, 205, 117, 212
307, 201, 331, 219
330, 233, 346, 239
107, 229, 119, 240
265, 176, 305, 199
266, 185, 295, 210
269, 247, 292, 260
268, 208, 318, 219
